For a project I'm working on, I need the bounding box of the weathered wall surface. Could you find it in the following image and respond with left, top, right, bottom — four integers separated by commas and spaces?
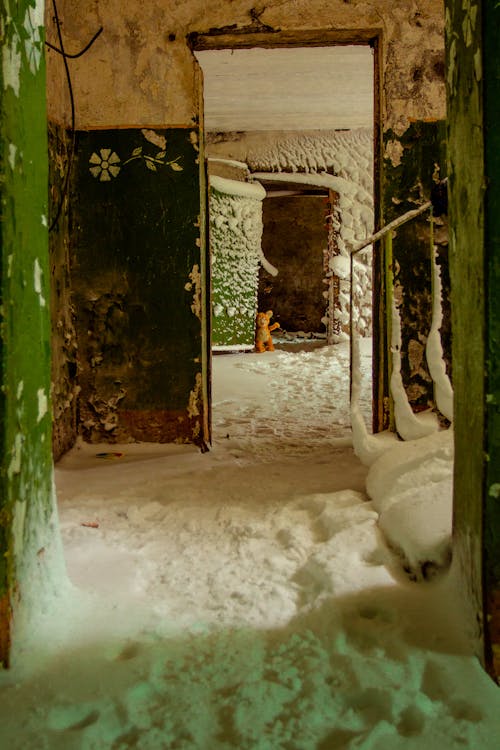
71, 127, 206, 445
446, 0, 500, 682
1, 0, 63, 667
48, 122, 78, 460
259, 196, 328, 333
45, 0, 446, 442
383, 121, 449, 410
208, 129, 375, 341
46, 1, 445, 131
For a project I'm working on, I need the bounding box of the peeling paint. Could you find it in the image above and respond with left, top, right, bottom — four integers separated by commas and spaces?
188, 372, 202, 419
141, 128, 167, 150
37, 388, 48, 423
187, 263, 202, 320
2, 38, 21, 97
33, 258, 46, 307
489, 484, 500, 499
7, 433, 23, 479
385, 139, 404, 167
7, 143, 17, 170
16, 381, 23, 400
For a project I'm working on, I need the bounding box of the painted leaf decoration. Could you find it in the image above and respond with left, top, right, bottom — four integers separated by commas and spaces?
132, 147, 143, 157
170, 162, 183, 171
156, 151, 166, 159
145, 160, 157, 171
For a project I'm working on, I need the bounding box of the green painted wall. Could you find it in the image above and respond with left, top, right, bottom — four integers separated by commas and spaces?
446, 0, 500, 679
0, 0, 60, 667
72, 127, 205, 445
381, 121, 449, 413
482, 0, 500, 678
209, 184, 264, 349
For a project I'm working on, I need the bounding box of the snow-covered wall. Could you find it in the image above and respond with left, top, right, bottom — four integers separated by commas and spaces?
208, 129, 374, 340
210, 176, 266, 348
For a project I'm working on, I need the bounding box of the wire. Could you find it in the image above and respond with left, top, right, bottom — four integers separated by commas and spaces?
48, 3, 102, 232
45, 26, 103, 59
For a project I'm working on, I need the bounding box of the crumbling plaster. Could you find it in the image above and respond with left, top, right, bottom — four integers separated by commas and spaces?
46, 1, 445, 132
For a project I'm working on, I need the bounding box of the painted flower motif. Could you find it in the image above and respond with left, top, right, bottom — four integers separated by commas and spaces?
89, 149, 121, 181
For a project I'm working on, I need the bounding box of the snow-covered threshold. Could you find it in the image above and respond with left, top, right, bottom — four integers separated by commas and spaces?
1, 341, 499, 748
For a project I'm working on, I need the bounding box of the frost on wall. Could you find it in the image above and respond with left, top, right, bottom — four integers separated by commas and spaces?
209, 177, 266, 348
247, 130, 374, 338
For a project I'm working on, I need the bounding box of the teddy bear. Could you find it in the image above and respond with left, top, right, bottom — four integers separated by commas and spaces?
255, 310, 280, 352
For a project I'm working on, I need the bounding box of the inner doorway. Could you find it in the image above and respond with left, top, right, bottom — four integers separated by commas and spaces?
194, 42, 376, 433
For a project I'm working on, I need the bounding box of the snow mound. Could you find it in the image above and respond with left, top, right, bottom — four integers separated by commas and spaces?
367, 430, 454, 580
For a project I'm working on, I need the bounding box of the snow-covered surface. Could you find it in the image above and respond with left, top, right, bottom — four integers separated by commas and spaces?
390, 295, 439, 441
426, 246, 454, 421
209, 175, 266, 200
210, 179, 265, 345
251, 129, 374, 339
1, 340, 499, 749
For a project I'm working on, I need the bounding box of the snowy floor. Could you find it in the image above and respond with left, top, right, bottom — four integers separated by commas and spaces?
1, 340, 499, 749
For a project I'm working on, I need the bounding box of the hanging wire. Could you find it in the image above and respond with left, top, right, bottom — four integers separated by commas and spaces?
47, 0, 102, 231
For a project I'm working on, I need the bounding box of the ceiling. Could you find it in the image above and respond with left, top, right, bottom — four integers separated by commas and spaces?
195, 46, 374, 132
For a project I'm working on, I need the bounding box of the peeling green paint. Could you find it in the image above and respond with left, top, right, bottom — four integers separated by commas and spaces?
446, 0, 500, 680
1, 0, 59, 667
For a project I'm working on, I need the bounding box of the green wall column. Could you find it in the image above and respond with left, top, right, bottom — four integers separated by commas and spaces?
446, 0, 500, 681
1, 0, 59, 667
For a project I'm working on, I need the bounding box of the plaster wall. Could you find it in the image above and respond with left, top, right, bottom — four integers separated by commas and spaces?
46, 1, 445, 131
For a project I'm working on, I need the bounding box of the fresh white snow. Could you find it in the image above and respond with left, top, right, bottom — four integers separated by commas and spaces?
0, 339, 499, 749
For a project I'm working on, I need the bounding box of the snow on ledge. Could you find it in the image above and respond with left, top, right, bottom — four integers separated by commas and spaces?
208, 157, 249, 170
209, 175, 266, 200
251, 171, 357, 197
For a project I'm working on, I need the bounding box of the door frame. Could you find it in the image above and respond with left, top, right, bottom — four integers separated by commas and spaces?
188, 28, 384, 432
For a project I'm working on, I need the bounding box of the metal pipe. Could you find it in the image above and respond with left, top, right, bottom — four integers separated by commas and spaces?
350, 201, 432, 256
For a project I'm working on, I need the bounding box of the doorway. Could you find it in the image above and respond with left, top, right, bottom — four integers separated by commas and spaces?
193, 40, 377, 435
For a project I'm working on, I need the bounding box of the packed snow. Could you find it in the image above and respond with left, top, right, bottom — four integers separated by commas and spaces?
1, 339, 499, 749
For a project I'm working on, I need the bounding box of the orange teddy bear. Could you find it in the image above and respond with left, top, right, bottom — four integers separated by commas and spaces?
255, 310, 280, 352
